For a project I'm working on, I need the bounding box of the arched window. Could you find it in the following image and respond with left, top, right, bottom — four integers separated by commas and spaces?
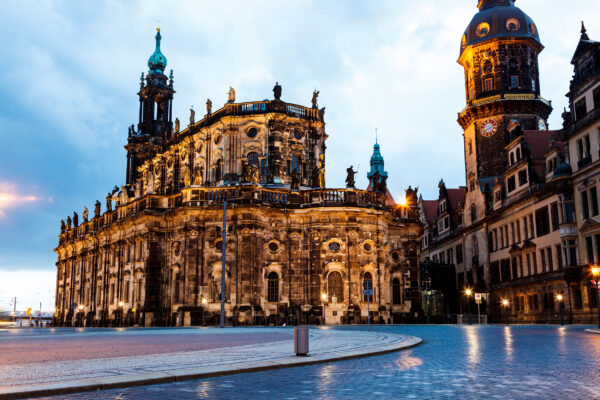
392, 278, 401, 304
327, 271, 343, 302
363, 272, 373, 302
290, 156, 300, 175
215, 159, 223, 182
247, 152, 259, 167
267, 272, 279, 302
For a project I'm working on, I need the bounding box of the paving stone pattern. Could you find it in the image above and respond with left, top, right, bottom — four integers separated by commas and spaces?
38, 325, 600, 399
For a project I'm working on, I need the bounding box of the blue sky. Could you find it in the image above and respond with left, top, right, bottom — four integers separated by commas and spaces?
0, 0, 597, 311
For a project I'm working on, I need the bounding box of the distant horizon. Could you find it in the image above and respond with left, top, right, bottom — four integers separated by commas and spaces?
1, 0, 598, 311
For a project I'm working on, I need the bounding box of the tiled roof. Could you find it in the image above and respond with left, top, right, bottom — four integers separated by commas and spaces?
522, 130, 563, 161
421, 200, 439, 224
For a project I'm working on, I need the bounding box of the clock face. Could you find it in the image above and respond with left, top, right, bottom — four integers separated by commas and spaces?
538, 119, 547, 131
480, 119, 498, 137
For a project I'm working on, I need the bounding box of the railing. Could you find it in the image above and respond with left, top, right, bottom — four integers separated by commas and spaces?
58, 186, 406, 244
564, 106, 600, 137
173, 100, 323, 143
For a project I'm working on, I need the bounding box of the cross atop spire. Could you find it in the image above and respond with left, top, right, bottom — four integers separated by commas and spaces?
581, 21, 590, 41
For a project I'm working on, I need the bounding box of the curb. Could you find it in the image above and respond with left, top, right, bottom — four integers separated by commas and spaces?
585, 329, 600, 334
0, 336, 422, 399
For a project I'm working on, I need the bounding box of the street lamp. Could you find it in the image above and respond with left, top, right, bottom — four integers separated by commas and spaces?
501, 298, 509, 325
465, 289, 472, 324
118, 301, 124, 327
556, 293, 564, 326
201, 297, 207, 326
321, 293, 327, 326
592, 266, 600, 329
78, 304, 84, 327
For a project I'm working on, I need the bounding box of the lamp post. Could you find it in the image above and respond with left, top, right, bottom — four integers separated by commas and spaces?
592, 266, 600, 329
501, 298, 509, 325
201, 297, 207, 326
556, 293, 564, 326
321, 293, 327, 326
465, 289, 472, 324
118, 301, 124, 327
78, 305, 84, 327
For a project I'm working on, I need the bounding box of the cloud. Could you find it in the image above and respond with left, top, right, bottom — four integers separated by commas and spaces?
0, 182, 42, 219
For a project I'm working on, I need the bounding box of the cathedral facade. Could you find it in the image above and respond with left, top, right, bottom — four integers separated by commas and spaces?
54, 30, 422, 327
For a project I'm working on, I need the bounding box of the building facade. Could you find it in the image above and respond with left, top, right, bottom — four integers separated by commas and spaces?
54, 30, 423, 327
421, 1, 600, 323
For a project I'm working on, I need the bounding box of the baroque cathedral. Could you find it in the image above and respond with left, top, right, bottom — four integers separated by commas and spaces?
54, 29, 422, 327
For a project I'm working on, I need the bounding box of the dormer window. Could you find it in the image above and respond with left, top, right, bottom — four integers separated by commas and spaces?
516, 147, 521, 160
510, 152, 515, 165
507, 176, 516, 193
575, 98, 587, 120
518, 169, 528, 186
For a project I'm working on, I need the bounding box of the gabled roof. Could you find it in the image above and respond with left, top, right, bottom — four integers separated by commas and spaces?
522, 130, 563, 162
446, 188, 466, 226
421, 200, 439, 225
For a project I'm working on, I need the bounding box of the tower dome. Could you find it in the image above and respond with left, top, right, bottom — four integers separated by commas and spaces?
460, 0, 541, 57
148, 29, 167, 75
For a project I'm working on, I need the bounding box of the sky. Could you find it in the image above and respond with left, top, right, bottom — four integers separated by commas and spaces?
0, 0, 597, 312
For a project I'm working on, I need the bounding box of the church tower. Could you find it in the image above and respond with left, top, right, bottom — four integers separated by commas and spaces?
125, 29, 175, 185
367, 141, 388, 192
458, 0, 552, 196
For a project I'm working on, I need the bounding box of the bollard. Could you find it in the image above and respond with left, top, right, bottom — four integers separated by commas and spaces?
294, 325, 309, 356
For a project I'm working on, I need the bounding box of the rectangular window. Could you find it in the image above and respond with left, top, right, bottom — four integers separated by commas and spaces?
484, 78, 493, 92
587, 236, 595, 263
518, 169, 528, 186
575, 98, 587, 120
511, 258, 518, 279
594, 87, 600, 110
586, 135, 592, 158
523, 217, 528, 239
448, 248, 453, 264
592, 188, 599, 216
577, 138, 584, 161
507, 176, 516, 193
573, 287, 583, 309
540, 249, 546, 273
556, 245, 563, 269
535, 206, 550, 237
456, 245, 463, 264
547, 247, 553, 271
551, 202, 559, 231
532, 252, 538, 275
582, 190, 590, 219
511, 222, 515, 244
511, 75, 519, 88
516, 220, 521, 242
526, 253, 531, 276
529, 215, 535, 239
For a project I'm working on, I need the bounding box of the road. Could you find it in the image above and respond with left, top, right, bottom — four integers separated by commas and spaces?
30, 325, 600, 399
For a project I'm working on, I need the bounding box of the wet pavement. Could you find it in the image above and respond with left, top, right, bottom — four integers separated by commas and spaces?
34, 325, 600, 399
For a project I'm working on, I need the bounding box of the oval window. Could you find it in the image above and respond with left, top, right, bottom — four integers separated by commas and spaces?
329, 242, 341, 252
476, 23, 490, 38
247, 127, 258, 138
483, 60, 493, 73
392, 252, 400, 262
363, 243, 372, 252
506, 18, 520, 32
268, 242, 279, 252
215, 240, 223, 251
530, 23, 537, 36
294, 129, 303, 140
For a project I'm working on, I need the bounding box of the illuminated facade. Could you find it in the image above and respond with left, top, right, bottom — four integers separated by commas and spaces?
421, 1, 600, 323
54, 30, 422, 327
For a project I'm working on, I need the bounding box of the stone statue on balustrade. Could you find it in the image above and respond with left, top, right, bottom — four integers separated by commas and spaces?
106, 193, 112, 212
189, 107, 195, 125
273, 82, 282, 100
82, 206, 89, 223
346, 166, 356, 188
242, 161, 252, 183
60, 219, 66, 234
228, 86, 236, 103
66, 216, 72, 230
94, 200, 101, 218
311, 90, 319, 109
174, 118, 180, 133
206, 99, 212, 115
73, 212, 79, 228
290, 169, 301, 190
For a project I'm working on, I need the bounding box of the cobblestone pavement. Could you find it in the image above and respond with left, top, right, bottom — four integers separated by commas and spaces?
36, 325, 600, 400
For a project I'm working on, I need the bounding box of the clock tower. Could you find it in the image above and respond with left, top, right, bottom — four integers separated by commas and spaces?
458, 0, 552, 197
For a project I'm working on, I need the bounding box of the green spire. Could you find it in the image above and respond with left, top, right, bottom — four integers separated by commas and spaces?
148, 28, 167, 75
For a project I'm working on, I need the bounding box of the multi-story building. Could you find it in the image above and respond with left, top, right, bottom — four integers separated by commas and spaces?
54, 30, 423, 327
562, 23, 600, 322
420, 1, 600, 323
